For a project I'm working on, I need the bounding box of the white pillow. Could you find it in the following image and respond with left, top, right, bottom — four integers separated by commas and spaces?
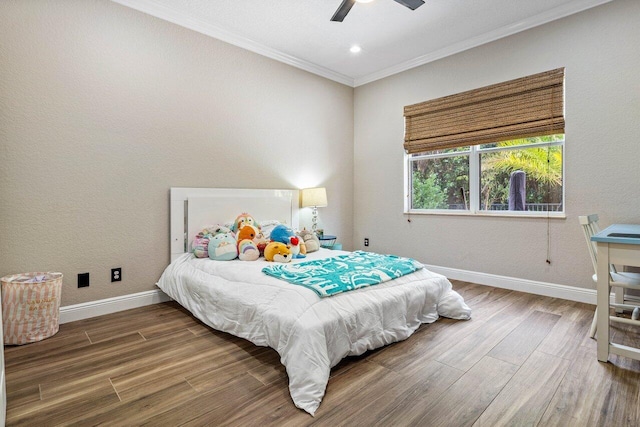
259, 220, 281, 239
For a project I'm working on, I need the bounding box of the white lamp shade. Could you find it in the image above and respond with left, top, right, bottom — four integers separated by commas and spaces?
301, 187, 328, 208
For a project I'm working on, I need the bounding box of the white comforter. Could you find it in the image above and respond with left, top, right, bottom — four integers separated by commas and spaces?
156, 249, 471, 415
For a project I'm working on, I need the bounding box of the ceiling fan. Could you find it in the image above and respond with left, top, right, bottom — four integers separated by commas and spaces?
331, 0, 425, 22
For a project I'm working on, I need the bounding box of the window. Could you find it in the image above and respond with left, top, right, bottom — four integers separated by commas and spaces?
404, 68, 565, 215
407, 135, 564, 214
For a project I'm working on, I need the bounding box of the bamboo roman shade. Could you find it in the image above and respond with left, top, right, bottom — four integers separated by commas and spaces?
403, 68, 565, 154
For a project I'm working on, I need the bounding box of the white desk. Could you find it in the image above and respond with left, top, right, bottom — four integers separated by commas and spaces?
591, 224, 640, 362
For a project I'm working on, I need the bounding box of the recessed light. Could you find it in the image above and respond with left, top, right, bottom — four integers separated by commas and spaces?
350, 45, 362, 53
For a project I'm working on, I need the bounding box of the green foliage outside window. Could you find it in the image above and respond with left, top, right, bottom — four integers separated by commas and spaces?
411, 135, 563, 211
411, 153, 469, 210
412, 172, 447, 209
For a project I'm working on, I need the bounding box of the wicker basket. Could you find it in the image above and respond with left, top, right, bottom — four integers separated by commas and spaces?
1, 272, 63, 345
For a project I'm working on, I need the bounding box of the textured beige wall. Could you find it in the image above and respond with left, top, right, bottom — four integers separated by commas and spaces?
0, 0, 354, 305
353, 0, 640, 290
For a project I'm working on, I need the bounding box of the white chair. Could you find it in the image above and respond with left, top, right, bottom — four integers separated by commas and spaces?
579, 214, 640, 338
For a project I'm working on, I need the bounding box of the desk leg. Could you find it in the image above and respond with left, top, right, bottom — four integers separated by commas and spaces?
596, 241, 610, 362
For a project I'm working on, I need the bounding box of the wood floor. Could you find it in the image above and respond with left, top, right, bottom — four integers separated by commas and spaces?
4, 281, 640, 426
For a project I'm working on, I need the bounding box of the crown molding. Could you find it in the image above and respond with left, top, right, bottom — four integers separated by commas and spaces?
354, 0, 613, 86
112, 0, 612, 88
111, 0, 355, 87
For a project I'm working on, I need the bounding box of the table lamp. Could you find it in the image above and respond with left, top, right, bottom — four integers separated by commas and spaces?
301, 187, 328, 234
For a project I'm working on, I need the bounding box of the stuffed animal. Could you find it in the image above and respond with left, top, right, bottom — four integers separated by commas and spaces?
237, 224, 259, 242
264, 242, 292, 263
231, 213, 258, 233
269, 224, 295, 244
270, 224, 305, 258
193, 224, 233, 257
237, 239, 260, 261
208, 232, 238, 261
296, 232, 307, 256
192, 235, 211, 258
236, 225, 260, 261
289, 235, 305, 259
299, 229, 320, 253
254, 231, 268, 256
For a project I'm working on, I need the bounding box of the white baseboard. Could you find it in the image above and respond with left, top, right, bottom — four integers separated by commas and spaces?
425, 264, 598, 305
59, 268, 635, 325
59, 289, 171, 324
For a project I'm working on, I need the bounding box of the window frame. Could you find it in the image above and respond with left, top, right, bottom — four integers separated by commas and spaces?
404, 137, 566, 218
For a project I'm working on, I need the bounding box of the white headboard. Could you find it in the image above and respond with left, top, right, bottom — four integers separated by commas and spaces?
170, 188, 300, 261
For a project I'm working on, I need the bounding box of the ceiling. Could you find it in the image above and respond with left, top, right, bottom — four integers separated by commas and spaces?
112, 0, 611, 87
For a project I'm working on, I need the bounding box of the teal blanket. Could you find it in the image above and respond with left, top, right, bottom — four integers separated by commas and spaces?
262, 251, 423, 297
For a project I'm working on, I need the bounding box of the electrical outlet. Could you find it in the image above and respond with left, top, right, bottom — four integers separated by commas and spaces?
111, 268, 122, 282
364, 238, 369, 247
78, 272, 90, 288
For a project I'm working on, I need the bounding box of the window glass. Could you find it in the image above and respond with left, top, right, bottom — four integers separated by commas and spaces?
410, 155, 469, 210
479, 144, 563, 212
407, 135, 564, 214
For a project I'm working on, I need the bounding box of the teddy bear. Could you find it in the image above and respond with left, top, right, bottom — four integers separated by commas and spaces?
264, 242, 292, 263
208, 232, 238, 261
299, 229, 320, 253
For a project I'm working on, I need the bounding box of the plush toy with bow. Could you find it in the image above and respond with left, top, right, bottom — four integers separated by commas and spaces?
270, 224, 305, 259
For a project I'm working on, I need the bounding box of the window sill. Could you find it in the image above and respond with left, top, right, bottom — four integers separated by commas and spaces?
404, 210, 566, 219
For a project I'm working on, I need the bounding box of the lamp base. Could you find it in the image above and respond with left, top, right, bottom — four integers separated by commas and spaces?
311, 206, 318, 234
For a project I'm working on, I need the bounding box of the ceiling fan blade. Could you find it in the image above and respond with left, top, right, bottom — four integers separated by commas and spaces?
393, 0, 425, 10
331, 0, 356, 22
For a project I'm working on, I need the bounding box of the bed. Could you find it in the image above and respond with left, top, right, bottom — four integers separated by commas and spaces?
157, 188, 471, 415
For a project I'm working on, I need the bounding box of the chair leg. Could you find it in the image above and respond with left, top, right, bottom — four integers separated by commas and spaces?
589, 306, 598, 339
